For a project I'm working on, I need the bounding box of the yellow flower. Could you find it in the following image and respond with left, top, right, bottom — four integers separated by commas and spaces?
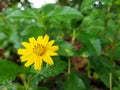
18, 35, 59, 70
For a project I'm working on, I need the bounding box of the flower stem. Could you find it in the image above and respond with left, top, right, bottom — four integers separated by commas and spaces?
67, 29, 77, 75
68, 57, 71, 75
109, 73, 112, 90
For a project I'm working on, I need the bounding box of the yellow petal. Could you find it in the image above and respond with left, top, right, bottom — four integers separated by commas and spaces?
34, 56, 42, 70
24, 60, 33, 67
48, 46, 59, 51
46, 40, 55, 48
24, 55, 36, 67
18, 49, 32, 55
20, 54, 33, 62
29, 37, 37, 46
37, 36, 43, 44
21, 42, 33, 49
42, 35, 49, 46
42, 55, 54, 65
45, 51, 58, 56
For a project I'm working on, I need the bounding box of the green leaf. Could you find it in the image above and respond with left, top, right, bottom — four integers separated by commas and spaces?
40, 57, 67, 78
64, 72, 86, 90
89, 38, 101, 56
7, 9, 38, 19
21, 23, 44, 40
31, 87, 49, 90
47, 6, 83, 20
40, 4, 55, 16
89, 56, 114, 87
78, 32, 101, 56
0, 83, 24, 90
10, 31, 21, 49
0, 60, 24, 83
80, 0, 94, 14
113, 87, 120, 90
56, 40, 75, 56
0, 33, 6, 39
113, 46, 120, 59
101, 0, 113, 6
99, 74, 109, 88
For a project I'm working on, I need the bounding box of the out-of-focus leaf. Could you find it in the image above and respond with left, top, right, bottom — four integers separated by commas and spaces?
99, 74, 109, 88
56, 40, 75, 56
7, 9, 38, 19
21, 23, 44, 39
0, 83, 24, 90
113, 87, 120, 90
0, 60, 24, 83
31, 87, 49, 90
89, 38, 101, 55
81, 9, 104, 36
47, 6, 83, 20
80, 0, 95, 14
10, 31, 21, 49
101, 0, 113, 5
40, 4, 55, 16
0, 33, 6, 39
89, 56, 114, 87
78, 32, 101, 56
40, 57, 67, 78
64, 72, 86, 90
113, 46, 120, 59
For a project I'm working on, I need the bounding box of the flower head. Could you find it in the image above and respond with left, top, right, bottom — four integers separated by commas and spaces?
18, 35, 59, 70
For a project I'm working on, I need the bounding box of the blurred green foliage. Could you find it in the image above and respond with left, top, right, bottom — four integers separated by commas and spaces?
0, 0, 120, 90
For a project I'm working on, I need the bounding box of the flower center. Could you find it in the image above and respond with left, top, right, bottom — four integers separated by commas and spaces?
33, 44, 45, 56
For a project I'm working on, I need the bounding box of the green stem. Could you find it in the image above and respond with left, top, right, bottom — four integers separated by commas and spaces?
109, 73, 112, 90
67, 29, 77, 75
68, 57, 71, 75
71, 29, 76, 45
